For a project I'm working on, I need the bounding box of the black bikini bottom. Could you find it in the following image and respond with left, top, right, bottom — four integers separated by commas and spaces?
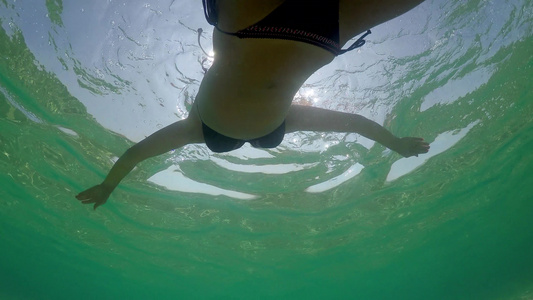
202, 121, 285, 153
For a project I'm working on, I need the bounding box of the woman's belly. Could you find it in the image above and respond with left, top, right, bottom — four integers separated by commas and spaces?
196, 74, 294, 139
195, 32, 334, 139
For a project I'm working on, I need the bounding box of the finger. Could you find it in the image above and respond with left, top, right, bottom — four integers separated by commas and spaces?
76, 192, 91, 200
412, 146, 428, 155
94, 202, 103, 210
418, 142, 430, 150
409, 137, 424, 141
419, 147, 429, 154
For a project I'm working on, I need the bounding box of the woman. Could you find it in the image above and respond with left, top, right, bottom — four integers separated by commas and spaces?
76, 0, 430, 210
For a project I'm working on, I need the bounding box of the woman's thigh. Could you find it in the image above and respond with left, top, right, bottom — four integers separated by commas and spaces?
339, 0, 425, 44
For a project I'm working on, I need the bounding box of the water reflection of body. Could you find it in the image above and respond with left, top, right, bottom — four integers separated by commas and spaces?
77, 0, 430, 209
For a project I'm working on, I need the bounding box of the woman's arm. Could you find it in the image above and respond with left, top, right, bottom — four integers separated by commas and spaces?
285, 104, 429, 157
76, 117, 203, 210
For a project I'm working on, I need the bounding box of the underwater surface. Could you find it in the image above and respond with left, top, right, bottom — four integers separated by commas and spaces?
1, 0, 532, 299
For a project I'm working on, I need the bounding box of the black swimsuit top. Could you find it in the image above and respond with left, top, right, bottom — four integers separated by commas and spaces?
202, 0, 371, 56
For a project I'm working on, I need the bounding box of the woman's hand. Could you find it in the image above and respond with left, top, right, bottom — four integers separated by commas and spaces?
75, 184, 113, 210
392, 137, 430, 158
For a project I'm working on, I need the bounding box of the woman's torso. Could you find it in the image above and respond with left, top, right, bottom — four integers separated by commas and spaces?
195, 0, 335, 139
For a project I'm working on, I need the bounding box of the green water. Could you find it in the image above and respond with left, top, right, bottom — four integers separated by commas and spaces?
1, 0, 533, 299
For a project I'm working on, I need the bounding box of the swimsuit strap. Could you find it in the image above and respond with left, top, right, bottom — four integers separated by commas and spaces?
337, 30, 372, 55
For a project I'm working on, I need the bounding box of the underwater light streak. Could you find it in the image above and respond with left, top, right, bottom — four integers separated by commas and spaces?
210, 157, 318, 175
0, 86, 44, 124
148, 166, 257, 200
420, 67, 494, 112
306, 163, 365, 193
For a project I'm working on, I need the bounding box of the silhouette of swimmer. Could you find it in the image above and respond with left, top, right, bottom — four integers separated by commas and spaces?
77, 0, 430, 209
